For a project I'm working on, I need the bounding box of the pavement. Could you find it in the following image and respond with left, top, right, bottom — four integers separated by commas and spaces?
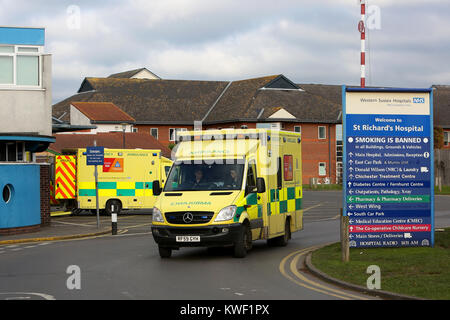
0, 210, 153, 245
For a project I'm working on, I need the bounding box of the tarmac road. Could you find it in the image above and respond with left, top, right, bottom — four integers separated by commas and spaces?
0, 191, 448, 300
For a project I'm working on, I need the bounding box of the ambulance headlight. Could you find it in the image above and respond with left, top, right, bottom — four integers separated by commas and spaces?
214, 205, 237, 222
152, 207, 164, 223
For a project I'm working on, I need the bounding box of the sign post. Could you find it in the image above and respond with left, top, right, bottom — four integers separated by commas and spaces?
86, 144, 104, 229
343, 87, 434, 248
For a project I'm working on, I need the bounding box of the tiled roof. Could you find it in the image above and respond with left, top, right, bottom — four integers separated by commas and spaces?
433, 85, 450, 128
49, 132, 172, 158
205, 76, 342, 123
71, 101, 135, 122
53, 78, 229, 124
53, 74, 346, 125
108, 68, 149, 79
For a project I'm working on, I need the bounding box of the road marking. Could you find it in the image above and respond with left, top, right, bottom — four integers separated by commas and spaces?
279, 245, 370, 300
0, 292, 55, 300
312, 214, 341, 222
289, 250, 369, 300
121, 222, 152, 229
52, 220, 96, 227
302, 203, 323, 214
109, 231, 152, 237
279, 248, 352, 300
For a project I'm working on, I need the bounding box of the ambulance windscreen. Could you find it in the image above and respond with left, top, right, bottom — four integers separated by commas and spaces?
164, 160, 244, 192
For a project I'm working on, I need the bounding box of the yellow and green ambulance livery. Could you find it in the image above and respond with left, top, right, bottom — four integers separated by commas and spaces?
77, 149, 172, 214
151, 129, 303, 258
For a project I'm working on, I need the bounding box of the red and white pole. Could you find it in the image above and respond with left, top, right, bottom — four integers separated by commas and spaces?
359, 0, 366, 87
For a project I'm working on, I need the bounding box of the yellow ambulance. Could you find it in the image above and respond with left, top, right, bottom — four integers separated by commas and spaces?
151, 129, 303, 258
75, 149, 172, 214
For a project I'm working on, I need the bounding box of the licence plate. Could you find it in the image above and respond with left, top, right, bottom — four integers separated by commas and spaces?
176, 236, 200, 242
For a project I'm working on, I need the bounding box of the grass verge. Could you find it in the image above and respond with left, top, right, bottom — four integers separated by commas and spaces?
435, 185, 450, 195
303, 184, 342, 191
311, 228, 450, 300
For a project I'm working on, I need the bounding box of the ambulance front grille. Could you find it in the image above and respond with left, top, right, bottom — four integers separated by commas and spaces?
164, 211, 215, 224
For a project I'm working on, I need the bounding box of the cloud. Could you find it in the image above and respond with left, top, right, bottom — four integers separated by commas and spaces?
0, 0, 449, 102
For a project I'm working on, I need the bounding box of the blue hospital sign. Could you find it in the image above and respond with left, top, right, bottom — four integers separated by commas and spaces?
86, 146, 104, 166
343, 87, 434, 248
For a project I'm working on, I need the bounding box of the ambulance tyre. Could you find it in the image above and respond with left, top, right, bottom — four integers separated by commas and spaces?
158, 246, 172, 258
233, 222, 252, 258
105, 199, 122, 216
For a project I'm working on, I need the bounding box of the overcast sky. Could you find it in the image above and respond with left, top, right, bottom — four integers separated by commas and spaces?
1, 0, 449, 102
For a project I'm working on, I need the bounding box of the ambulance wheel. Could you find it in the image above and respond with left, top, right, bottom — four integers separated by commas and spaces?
158, 246, 172, 258
233, 223, 252, 258
105, 199, 122, 216
71, 208, 82, 216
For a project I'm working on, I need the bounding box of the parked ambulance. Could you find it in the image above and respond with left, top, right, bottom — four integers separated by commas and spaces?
55, 149, 172, 215
151, 129, 303, 258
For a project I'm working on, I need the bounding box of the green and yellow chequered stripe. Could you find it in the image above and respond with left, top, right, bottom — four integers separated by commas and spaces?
78, 181, 154, 197
268, 186, 302, 216
233, 186, 302, 222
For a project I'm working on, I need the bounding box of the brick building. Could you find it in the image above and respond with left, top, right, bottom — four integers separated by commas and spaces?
433, 85, 450, 148
52, 70, 347, 184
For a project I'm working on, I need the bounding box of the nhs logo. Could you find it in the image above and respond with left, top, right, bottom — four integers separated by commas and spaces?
413, 97, 425, 103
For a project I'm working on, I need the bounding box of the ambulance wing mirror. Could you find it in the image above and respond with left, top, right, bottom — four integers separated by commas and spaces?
152, 180, 162, 196
256, 177, 266, 194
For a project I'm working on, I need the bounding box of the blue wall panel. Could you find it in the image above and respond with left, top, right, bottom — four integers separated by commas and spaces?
0, 164, 41, 229
0, 27, 45, 45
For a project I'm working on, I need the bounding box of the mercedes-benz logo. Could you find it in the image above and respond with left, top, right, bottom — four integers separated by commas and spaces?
183, 212, 194, 223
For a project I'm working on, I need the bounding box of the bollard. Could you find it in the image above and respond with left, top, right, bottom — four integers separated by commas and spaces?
111, 205, 118, 235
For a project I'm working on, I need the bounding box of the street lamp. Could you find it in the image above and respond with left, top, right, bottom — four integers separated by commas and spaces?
121, 123, 127, 148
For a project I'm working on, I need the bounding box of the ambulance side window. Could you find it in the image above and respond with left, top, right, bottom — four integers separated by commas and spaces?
245, 161, 257, 195
277, 157, 282, 189
164, 166, 171, 178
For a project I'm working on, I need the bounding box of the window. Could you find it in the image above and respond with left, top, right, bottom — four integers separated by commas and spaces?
132, 127, 138, 133
0, 45, 41, 86
294, 126, 301, 133
319, 162, 326, 176
246, 161, 257, 194
16, 55, 39, 85
318, 126, 326, 139
277, 157, 282, 189
164, 160, 244, 192
169, 128, 176, 141
444, 131, 450, 146
169, 128, 187, 141
336, 124, 343, 142
0, 142, 25, 162
3, 184, 12, 203
151, 128, 158, 139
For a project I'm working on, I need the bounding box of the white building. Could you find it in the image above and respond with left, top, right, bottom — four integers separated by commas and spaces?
67, 101, 136, 134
